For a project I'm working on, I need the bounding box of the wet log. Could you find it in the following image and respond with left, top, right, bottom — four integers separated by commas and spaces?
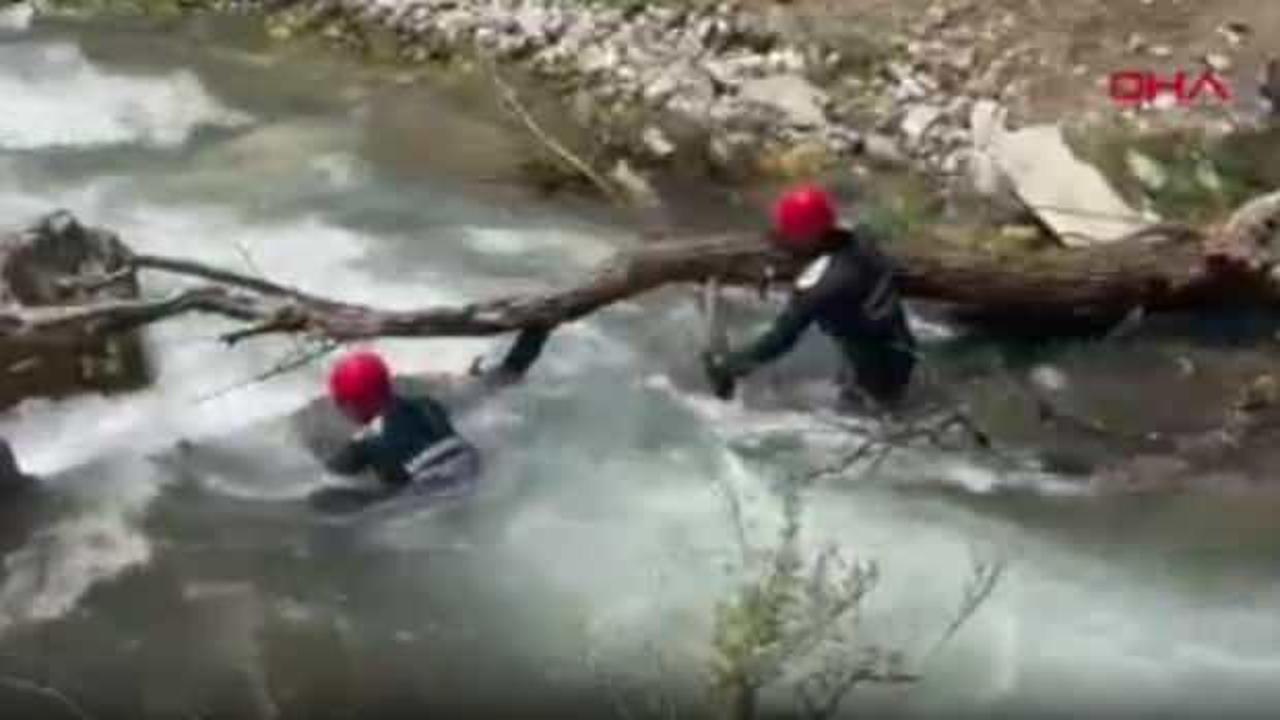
0, 211, 150, 409
0, 191, 1279, 348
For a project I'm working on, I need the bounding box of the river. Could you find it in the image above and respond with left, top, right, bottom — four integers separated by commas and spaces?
1, 11, 1279, 720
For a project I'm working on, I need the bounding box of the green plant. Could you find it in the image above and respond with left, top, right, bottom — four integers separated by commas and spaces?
708, 476, 1002, 720
1066, 120, 1280, 227
858, 171, 945, 242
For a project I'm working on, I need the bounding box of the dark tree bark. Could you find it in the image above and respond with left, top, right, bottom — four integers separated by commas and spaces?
1, 191, 1278, 349
0, 211, 150, 409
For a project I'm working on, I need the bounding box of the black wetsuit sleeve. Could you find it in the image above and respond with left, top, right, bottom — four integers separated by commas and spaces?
325, 437, 373, 476
723, 294, 821, 376
496, 326, 551, 380
721, 249, 851, 378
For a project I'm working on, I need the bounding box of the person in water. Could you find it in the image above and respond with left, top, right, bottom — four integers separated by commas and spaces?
323, 327, 550, 494
702, 185, 917, 410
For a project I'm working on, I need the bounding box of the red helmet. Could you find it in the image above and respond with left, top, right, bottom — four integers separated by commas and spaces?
329, 350, 392, 423
772, 184, 837, 252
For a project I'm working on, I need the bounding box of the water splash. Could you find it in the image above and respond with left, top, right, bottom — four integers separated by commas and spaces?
0, 457, 164, 634
0, 41, 250, 150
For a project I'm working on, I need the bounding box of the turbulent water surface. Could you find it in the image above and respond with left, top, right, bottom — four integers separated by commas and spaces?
2, 13, 1280, 720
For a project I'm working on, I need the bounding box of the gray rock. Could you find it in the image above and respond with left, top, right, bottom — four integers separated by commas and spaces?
945, 46, 976, 71
1204, 53, 1232, 73
892, 76, 928, 103
884, 61, 914, 84
495, 34, 529, 58
708, 96, 751, 127
940, 150, 963, 175
944, 95, 973, 121
991, 124, 1151, 247
767, 47, 806, 74
695, 17, 717, 44
899, 103, 943, 144
647, 64, 715, 120
579, 43, 621, 75
1218, 21, 1249, 47
704, 53, 767, 86
641, 126, 676, 159
708, 131, 758, 174
862, 133, 908, 167
823, 125, 862, 154
737, 73, 828, 129
969, 99, 1006, 148
610, 159, 661, 208
513, 5, 550, 41
963, 148, 1008, 198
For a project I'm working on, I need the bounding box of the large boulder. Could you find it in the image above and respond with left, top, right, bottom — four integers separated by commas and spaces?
736, 73, 829, 129
0, 211, 151, 410
988, 124, 1152, 247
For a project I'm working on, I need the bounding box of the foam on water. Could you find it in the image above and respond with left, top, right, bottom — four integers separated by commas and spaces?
0, 41, 250, 150
0, 2, 33, 33
0, 456, 162, 634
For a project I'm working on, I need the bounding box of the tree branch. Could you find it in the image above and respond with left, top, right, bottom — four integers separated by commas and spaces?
2, 188, 1280, 349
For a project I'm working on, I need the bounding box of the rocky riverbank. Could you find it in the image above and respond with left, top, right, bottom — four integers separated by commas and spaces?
251, 0, 873, 187
218, 0, 1279, 212
210, 0, 1071, 194
13, 0, 1279, 225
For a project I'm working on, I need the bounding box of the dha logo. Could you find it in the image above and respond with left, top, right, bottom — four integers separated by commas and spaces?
1108, 69, 1233, 107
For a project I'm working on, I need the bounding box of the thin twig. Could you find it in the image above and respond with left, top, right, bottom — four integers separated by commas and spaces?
226, 232, 315, 361
920, 555, 1005, 666
131, 254, 329, 304
482, 58, 626, 206
808, 406, 991, 484
711, 466, 753, 569
194, 338, 340, 404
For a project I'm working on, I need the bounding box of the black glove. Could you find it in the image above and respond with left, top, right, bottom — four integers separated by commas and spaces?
701, 351, 737, 400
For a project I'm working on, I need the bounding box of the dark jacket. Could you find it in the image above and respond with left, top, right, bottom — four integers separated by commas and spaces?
325, 394, 470, 488
721, 224, 917, 405
324, 327, 551, 488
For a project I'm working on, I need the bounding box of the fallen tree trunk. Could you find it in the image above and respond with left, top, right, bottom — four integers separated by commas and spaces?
0, 212, 150, 408
1, 191, 1279, 347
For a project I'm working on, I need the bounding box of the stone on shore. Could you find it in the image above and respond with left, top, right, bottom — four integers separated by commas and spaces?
990, 124, 1151, 247
736, 73, 828, 129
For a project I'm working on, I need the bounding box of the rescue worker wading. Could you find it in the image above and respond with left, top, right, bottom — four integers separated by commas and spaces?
702, 185, 917, 411
324, 327, 549, 496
